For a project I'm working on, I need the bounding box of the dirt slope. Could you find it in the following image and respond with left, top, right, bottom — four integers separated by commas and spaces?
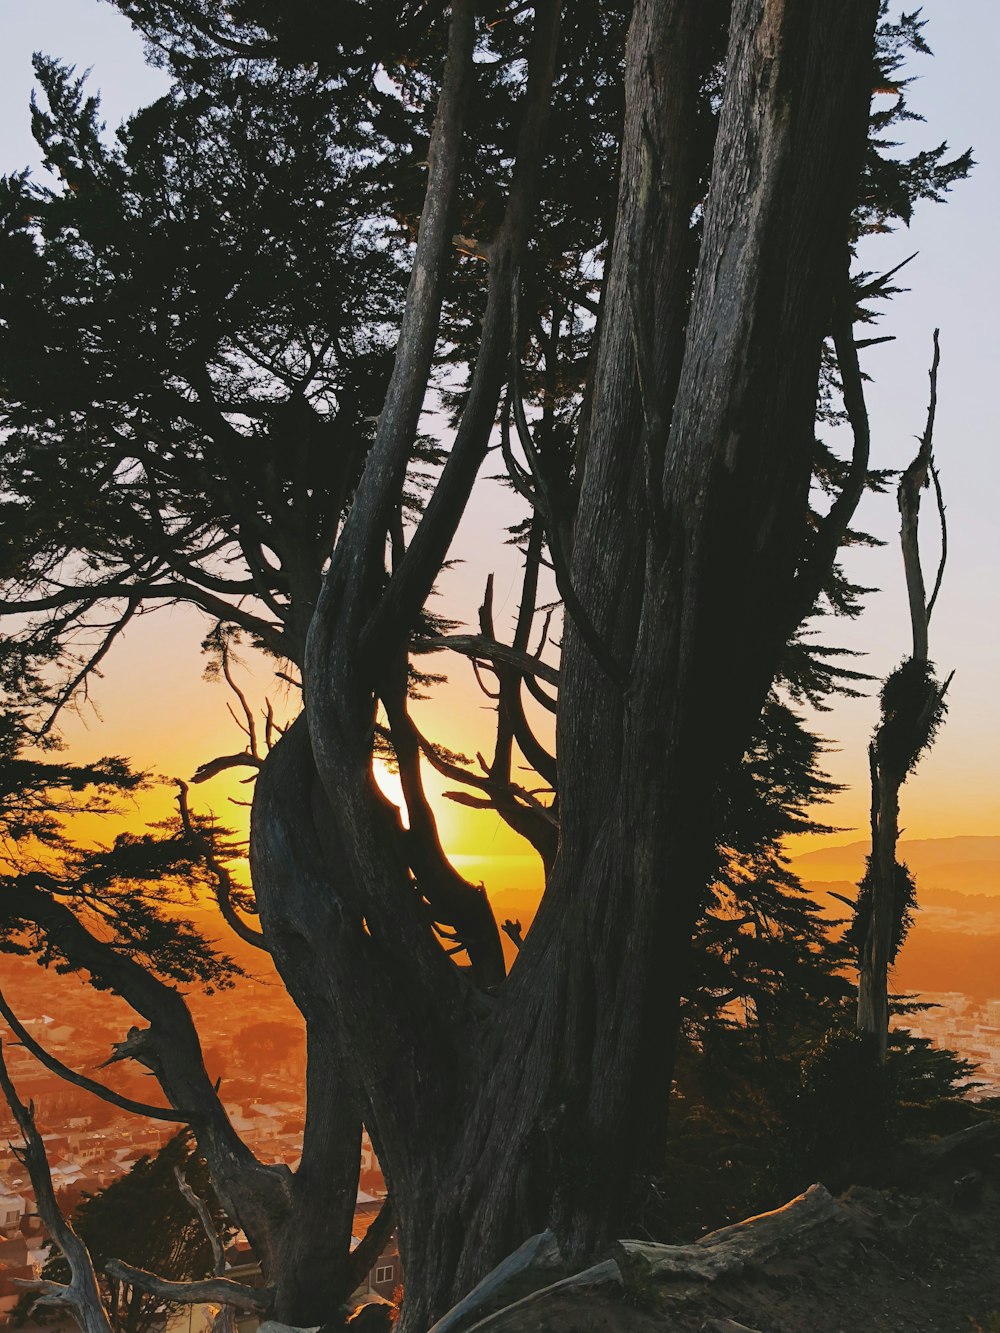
467, 1131, 1000, 1333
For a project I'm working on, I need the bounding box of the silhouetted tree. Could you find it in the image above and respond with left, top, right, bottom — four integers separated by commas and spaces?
0, 3, 972, 1327
40, 1133, 226, 1333
851, 334, 952, 1060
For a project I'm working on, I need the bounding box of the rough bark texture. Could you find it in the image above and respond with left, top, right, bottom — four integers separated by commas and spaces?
268, 2, 881, 1327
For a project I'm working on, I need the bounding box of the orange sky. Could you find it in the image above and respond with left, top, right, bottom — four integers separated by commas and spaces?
52, 462, 996, 908
4, 1, 996, 891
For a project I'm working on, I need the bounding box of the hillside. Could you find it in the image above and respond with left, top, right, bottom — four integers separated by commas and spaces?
431, 1123, 1000, 1333
789, 836, 1000, 896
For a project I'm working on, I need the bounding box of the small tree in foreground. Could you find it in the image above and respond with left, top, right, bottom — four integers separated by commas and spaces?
25, 1133, 226, 1333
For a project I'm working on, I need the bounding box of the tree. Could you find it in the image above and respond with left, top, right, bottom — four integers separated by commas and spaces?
37, 1133, 227, 1333
0, 2, 972, 1327
850, 333, 951, 1060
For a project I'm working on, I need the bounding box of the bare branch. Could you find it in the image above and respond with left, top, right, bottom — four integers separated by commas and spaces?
174, 1166, 226, 1275
523, 670, 558, 714
926, 458, 948, 624
190, 753, 263, 784
898, 329, 940, 662
346, 1197, 396, 1295
0, 987, 189, 1123
104, 1261, 273, 1315
220, 640, 260, 758
37, 599, 139, 738
501, 919, 524, 951
412, 635, 560, 687
0, 1042, 114, 1333
785, 267, 873, 632
510, 274, 625, 686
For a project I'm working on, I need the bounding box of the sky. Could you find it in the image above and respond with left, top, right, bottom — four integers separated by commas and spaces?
0, 1, 996, 889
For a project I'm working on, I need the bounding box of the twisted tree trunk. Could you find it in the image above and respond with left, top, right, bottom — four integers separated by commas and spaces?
251, 2, 881, 1327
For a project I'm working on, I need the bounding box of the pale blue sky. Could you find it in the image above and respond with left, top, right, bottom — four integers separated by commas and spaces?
0, 1, 996, 846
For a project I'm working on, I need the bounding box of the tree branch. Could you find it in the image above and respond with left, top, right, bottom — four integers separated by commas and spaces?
0, 1043, 114, 1333
898, 329, 940, 662
412, 635, 560, 687
174, 1166, 226, 1275
785, 266, 873, 633
346, 1197, 396, 1295
357, 0, 563, 663
0, 987, 189, 1122
103, 1262, 273, 1315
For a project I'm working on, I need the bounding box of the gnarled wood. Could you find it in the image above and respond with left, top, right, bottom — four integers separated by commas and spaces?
103, 1262, 273, 1315
462, 1261, 623, 1332
618, 1183, 843, 1281
0, 1043, 114, 1333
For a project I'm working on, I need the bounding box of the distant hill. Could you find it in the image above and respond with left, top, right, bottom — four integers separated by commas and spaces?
789, 836, 1000, 1002
790, 836, 1000, 896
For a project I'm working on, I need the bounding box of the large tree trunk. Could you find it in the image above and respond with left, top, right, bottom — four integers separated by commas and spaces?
270, 2, 880, 1328
246, 2, 882, 1327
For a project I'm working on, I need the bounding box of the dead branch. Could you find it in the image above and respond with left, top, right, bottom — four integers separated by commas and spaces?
0, 987, 189, 1122
346, 1197, 396, 1295
501, 920, 524, 951
898, 328, 939, 662
785, 266, 873, 632
190, 753, 263, 784
857, 331, 949, 1060
0, 1042, 114, 1333
174, 1166, 226, 1275
510, 276, 625, 686
522, 670, 558, 713
100, 1026, 160, 1071
412, 634, 560, 687
618, 1183, 844, 1280
103, 1261, 273, 1314
428, 1230, 563, 1333
926, 458, 948, 622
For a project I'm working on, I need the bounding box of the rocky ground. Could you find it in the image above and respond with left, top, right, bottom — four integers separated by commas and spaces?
426, 1122, 1000, 1333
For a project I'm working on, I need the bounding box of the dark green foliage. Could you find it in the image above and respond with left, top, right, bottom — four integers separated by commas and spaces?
646, 1020, 977, 1244
0, 49, 411, 672
795, 1027, 892, 1177
687, 700, 853, 1047
0, 710, 242, 991
876, 657, 949, 781
0, 712, 142, 847
846, 855, 918, 963
859, 5, 974, 234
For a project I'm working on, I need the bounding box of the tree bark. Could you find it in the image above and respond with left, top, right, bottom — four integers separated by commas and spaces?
182, 1, 881, 1325
306, 3, 879, 1326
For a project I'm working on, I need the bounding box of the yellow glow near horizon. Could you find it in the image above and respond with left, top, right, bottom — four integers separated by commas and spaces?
46, 596, 996, 913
